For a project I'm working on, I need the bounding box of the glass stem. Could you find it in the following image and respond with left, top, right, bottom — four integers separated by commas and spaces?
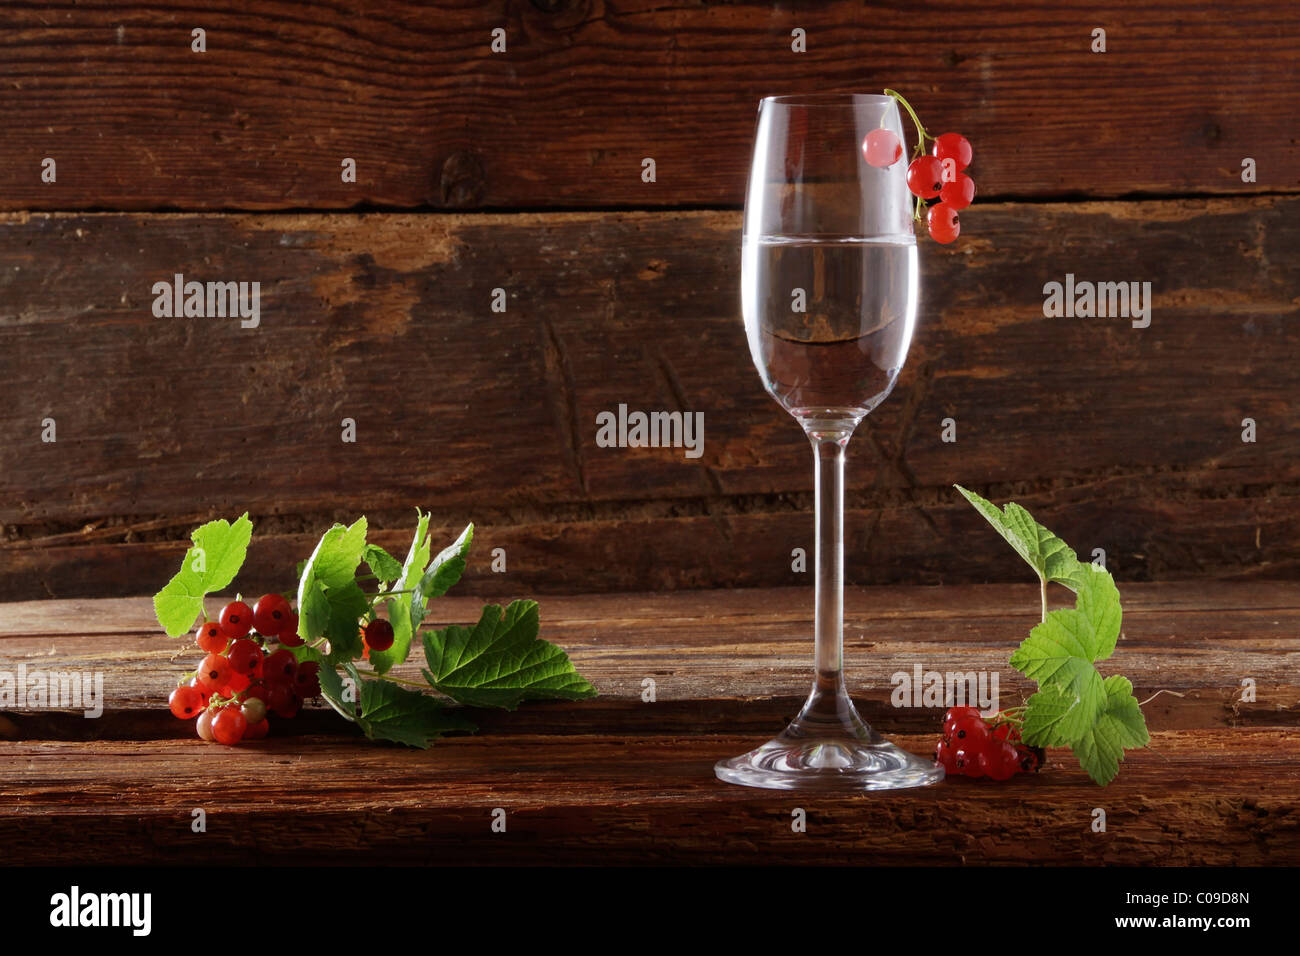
797, 419, 867, 733
813, 432, 848, 688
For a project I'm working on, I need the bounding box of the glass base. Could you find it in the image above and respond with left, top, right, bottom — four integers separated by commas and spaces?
715, 692, 944, 791
715, 736, 944, 791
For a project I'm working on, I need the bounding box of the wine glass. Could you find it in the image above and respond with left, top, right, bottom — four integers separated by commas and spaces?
715, 93, 944, 790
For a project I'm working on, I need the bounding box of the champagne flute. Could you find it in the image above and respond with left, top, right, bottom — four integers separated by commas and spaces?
715, 93, 944, 790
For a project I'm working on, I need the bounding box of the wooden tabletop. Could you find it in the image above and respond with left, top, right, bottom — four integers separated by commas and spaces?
1, 580, 1296, 865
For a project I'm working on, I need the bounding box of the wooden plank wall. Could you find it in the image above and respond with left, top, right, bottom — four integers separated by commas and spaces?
0, 2, 1296, 599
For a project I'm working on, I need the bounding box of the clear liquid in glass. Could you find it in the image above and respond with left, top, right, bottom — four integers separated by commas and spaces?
742, 236, 919, 423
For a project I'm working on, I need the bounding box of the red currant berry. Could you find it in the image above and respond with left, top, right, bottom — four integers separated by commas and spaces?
263, 648, 298, 684
1017, 746, 1041, 773
862, 128, 902, 168
168, 684, 204, 719
294, 661, 321, 698
267, 683, 301, 719
949, 713, 989, 749
932, 132, 972, 171
241, 696, 268, 726
252, 593, 292, 636
187, 677, 211, 708
196, 708, 217, 742
991, 721, 1021, 744
934, 739, 958, 772
226, 638, 264, 677
939, 173, 975, 210
927, 203, 960, 244
196, 653, 233, 692
265, 681, 292, 715
979, 741, 1021, 782
219, 669, 251, 696
277, 611, 304, 647
953, 747, 984, 777
243, 718, 270, 740
195, 620, 228, 654
363, 619, 395, 652
906, 156, 944, 199
942, 706, 981, 736
212, 706, 248, 746
218, 601, 253, 639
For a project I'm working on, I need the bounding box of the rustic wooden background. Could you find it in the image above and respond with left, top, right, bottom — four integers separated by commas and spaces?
1, 0, 1297, 600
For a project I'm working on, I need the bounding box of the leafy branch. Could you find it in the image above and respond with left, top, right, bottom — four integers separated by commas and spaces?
154, 511, 597, 748
956, 485, 1149, 785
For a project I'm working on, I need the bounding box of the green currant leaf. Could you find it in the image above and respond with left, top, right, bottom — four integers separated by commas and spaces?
1009, 567, 1122, 739
298, 578, 330, 647
1021, 680, 1103, 748
1027, 677, 1149, 785
1075, 565, 1122, 662
1021, 685, 1074, 748
1011, 609, 1104, 688
422, 600, 598, 710
1010, 567, 1122, 682
296, 517, 368, 644
368, 511, 431, 675
301, 518, 368, 590
362, 544, 403, 584
1073, 675, 1150, 785
153, 514, 253, 636
335, 660, 363, 721
954, 485, 1090, 592
322, 579, 370, 663
408, 523, 474, 636
355, 679, 476, 748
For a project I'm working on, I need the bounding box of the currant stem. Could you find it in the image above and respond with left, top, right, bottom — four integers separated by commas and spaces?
355, 668, 427, 690
883, 89, 933, 153
1040, 576, 1048, 623
1138, 688, 1186, 707
991, 706, 1025, 726
883, 89, 935, 223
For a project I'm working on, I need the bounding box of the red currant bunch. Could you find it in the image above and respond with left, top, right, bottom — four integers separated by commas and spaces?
933, 706, 1043, 781
167, 595, 317, 746
878, 89, 975, 245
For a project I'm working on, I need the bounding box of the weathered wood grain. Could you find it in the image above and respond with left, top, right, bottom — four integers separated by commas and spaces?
4, 475, 1297, 598
0, 584, 1294, 740
0, 1, 1296, 209
0, 731, 1295, 865
1, 200, 1296, 596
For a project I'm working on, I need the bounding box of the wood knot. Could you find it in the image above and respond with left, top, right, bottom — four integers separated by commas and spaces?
525, 0, 592, 30
439, 150, 486, 207
1202, 121, 1222, 143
